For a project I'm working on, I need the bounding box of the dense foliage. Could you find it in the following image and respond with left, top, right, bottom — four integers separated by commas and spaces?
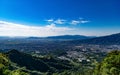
7, 50, 75, 75
94, 50, 120, 75
0, 53, 29, 75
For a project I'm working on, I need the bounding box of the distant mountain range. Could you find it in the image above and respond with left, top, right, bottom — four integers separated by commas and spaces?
28, 35, 95, 40
0, 33, 120, 45
69, 33, 120, 45
46, 35, 95, 40
28, 33, 120, 45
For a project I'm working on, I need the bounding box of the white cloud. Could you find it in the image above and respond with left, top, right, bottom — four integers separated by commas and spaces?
71, 20, 80, 25
54, 19, 66, 24
45, 18, 90, 25
71, 19, 90, 25
0, 20, 114, 37
0, 21, 73, 37
45, 19, 54, 22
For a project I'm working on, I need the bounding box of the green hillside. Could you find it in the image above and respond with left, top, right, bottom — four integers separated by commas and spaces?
0, 52, 29, 75
0, 50, 120, 75
93, 50, 120, 75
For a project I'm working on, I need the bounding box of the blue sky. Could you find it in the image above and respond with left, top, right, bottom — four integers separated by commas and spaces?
0, 0, 120, 37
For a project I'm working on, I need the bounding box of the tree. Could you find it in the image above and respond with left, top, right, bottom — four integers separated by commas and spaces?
94, 50, 120, 75
0, 53, 30, 75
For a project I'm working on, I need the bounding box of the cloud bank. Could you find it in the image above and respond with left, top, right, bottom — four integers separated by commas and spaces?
0, 21, 73, 37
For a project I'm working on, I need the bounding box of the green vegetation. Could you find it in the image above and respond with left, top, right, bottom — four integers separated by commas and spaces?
0, 53, 29, 75
0, 50, 120, 75
93, 50, 120, 75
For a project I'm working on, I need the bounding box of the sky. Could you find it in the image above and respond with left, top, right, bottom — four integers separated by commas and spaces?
0, 0, 120, 37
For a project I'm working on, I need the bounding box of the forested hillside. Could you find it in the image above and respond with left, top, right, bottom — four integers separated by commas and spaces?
93, 50, 120, 75
0, 52, 29, 75
0, 50, 119, 75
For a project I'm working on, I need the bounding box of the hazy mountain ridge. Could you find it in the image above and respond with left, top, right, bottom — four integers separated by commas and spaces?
46, 35, 94, 40
0, 35, 95, 41
0, 33, 120, 53
68, 33, 120, 45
